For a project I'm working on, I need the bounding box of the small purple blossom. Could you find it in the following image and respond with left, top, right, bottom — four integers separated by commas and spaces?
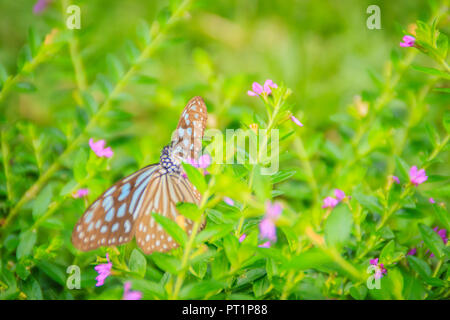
409, 166, 428, 186
322, 196, 339, 209
429, 198, 436, 204
290, 115, 304, 127
429, 227, 447, 258
259, 201, 282, 242
370, 258, 387, 279
400, 35, 415, 47
188, 154, 211, 175
33, 0, 50, 15
248, 80, 278, 97
407, 248, 417, 256
73, 188, 89, 199
89, 138, 114, 158
334, 189, 346, 201
239, 234, 247, 243
122, 282, 142, 300
223, 197, 235, 206
94, 254, 112, 287
392, 176, 400, 184
258, 241, 271, 248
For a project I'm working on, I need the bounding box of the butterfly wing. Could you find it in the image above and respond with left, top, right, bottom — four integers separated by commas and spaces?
171, 96, 207, 163
71, 164, 159, 251
135, 169, 201, 254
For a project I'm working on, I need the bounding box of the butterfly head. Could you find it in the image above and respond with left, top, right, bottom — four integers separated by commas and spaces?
160, 144, 181, 173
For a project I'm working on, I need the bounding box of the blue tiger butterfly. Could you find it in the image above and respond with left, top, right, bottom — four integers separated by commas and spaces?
72, 96, 207, 254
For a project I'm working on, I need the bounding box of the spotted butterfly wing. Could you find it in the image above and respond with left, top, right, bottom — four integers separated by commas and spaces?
171, 96, 207, 163
72, 96, 207, 254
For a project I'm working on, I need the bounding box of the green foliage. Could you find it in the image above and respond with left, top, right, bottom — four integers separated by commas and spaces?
0, 0, 449, 301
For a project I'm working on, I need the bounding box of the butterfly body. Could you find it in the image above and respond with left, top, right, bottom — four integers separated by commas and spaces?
72, 96, 207, 254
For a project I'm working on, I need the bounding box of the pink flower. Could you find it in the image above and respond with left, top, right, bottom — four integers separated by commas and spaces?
258, 241, 271, 248
322, 196, 339, 209
33, 0, 50, 14
400, 35, 415, 47
248, 80, 278, 97
259, 201, 282, 242
429, 198, 436, 204
392, 176, 400, 184
89, 138, 114, 158
188, 154, 211, 175
334, 189, 346, 201
73, 188, 89, 199
239, 234, 247, 242
409, 166, 428, 186
122, 282, 142, 300
224, 197, 234, 206
407, 248, 417, 256
370, 257, 387, 279
290, 115, 304, 127
263, 80, 278, 95
94, 254, 112, 287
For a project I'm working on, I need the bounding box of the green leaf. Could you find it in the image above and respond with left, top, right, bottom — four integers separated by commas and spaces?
433, 87, 450, 94
0, 63, 8, 84
60, 179, 78, 196
136, 20, 151, 47
151, 252, 180, 274
418, 223, 445, 259
443, 111, 450, 133
179, 280, 225, 299
17, 45, 32, 70
17, 230, 37, 259
324, 205, 353, 248
106, 54, 124, 82
349, 285, 368, 300
182, 162, 207, 193
270, 169, 296, 184
379, 240, 395, 264
176, 202, 201, 222
432, 204, 450, 230
129, 249, 147, 277
407, 256, 431, 279
425, 123, 440, 148
223, 234, 239, 266
152, 213, 187, 247
411, 65, 450, 80
195, 224, 234, 244
252, 165, 272, 202
32, 185, 53, 220
353, 189, 383, 214
28, 27, 42, 57
35, 261, 66, 285
81, 91, 98, 115
394, 156, 410, 182
124, 40, 141, 63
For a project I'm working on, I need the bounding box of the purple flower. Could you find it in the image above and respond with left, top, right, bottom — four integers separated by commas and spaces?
392, 176, 400, 184
73, 188, 89, 199
223, 197, 235, 206
239, 234, 247, 242
33, 0, 50, 14
122, 282, 142, 300
407, 248, 417, 256
258, 241, 271, 248
334, 189, 346, 201
248, 80, 278, 97
259, 218, 277, 242
259, 201, 282, 242
188, 154, 211, 175
370, 257, 387, 279
400, 35, 415, 47
322, 196, 339, 209
409, 166, 428, 186
290, 115, 304, 127
429, 198, 436, 204
89, 138, 114, 158
94, 254, 112, 287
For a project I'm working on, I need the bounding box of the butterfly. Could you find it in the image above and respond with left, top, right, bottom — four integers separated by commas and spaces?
72, 96, 207, 254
